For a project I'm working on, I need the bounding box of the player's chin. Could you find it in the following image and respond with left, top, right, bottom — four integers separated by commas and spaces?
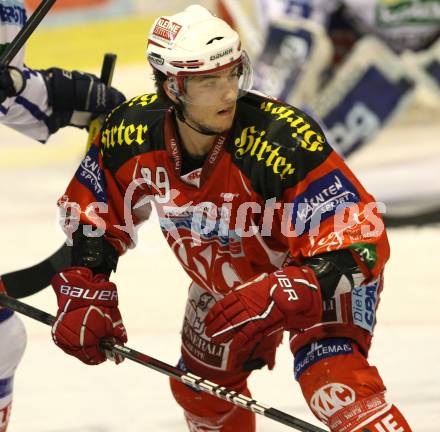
213, 111, 235, 131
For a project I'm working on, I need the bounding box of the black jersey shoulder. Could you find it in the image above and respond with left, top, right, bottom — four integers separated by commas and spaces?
226, 91, 333, 200
100, 94, 168, 173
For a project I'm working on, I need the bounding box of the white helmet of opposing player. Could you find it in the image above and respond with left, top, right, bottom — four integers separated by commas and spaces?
147, 4, 252, 101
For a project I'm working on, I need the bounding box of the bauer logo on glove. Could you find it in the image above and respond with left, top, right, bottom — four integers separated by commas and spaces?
51, 267, 127, 365
204, 266, 323, 351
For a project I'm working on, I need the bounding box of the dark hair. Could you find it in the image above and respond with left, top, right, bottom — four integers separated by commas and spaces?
152, 68, 174, 107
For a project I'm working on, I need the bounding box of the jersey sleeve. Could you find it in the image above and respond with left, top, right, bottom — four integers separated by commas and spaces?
268, 107, 390, 280
0, 0, 52, 142
57, 105, 153, 255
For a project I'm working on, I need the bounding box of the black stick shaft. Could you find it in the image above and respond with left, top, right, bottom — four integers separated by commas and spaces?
100, 53, 117, 86
0, 293, 54, 325
0, 294, 327, 432
0, 0, 57, 65
1, 244, 71, 298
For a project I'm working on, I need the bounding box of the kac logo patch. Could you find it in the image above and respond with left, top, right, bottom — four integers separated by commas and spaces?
310, 383, 356, 422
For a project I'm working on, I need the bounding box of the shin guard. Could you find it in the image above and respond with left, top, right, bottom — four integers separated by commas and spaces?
295, 339, 412, 431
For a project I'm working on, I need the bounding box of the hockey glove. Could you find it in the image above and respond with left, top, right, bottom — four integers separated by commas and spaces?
0, 64, 26, 104
42, 67, 125, 134
51, 267, 127, 365
205, 266, 323, 351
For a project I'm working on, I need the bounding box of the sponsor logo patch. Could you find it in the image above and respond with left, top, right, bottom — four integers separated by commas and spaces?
352, 279, 380, 333
260, 100, 326, 150
75, 145, 107, 203
182, 292, 226, 368
153, 17, 182, 41
233, 126, 296, 179
292, 169, 360, 232
349, 243, 378, 269
294, 338, 353, 379
148, 53, 164, 66
376, 0, 440, 26
310, 383, 356, 422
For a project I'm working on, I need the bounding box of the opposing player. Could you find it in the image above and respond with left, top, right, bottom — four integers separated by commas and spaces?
0, 1, 125, 429
49, 5, 412, 431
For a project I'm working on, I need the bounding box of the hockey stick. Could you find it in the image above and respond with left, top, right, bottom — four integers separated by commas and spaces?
0, 294, 328, 432
85, 52, 117, 153
0, 244, 70, 298
0, 0, 57, 65
1, 54, 118, 298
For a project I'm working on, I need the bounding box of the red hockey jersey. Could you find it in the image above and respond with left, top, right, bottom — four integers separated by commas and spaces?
59, 91, 389, 295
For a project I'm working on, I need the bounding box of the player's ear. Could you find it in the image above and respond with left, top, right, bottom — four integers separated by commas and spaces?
163, 79, 179, 104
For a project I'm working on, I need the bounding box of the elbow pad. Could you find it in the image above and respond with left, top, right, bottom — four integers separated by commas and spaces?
304, 250, 359, 300
71, 228, 119, 276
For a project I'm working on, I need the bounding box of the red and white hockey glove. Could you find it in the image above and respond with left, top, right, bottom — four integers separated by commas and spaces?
51, 267, 127, 365
205, 266, 323, 350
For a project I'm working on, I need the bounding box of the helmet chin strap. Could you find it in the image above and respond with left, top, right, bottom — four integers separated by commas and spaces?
174, 100, 219, 136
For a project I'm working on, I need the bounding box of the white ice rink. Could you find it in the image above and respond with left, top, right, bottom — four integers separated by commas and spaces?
1, 65, 440, 431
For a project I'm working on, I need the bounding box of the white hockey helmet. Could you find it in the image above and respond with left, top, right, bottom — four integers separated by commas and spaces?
147, 4, 252, 98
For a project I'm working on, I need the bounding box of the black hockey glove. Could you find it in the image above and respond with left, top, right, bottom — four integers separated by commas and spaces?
42, 67, 126, 134
0, 63, 26, 104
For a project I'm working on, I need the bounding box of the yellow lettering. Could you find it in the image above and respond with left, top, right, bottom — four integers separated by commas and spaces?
273, 156, 286, 174
301, 130, 326, 151
111, 126, 118, 147
234, 126, 256, 158
266, 146, 280, 166
250, 130, 266, 156
276, 108, 296, 121
136, 125, 148, 145
101, 128, 110, 148
234, 124, 297, 179
281, 164, 295, 179
117, 120, 125, 145
260, 101, 274, 112
290, 116, 311, 136
128, 93, 158, 108
124, 124, 136, 145
256, 140, 271, 161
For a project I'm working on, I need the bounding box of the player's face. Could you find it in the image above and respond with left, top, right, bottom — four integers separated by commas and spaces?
182, 65, 240, 133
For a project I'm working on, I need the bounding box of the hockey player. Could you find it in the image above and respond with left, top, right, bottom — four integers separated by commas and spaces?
49, 5, 412, 432
0, 1, 125, 429
221, 0, 440, 156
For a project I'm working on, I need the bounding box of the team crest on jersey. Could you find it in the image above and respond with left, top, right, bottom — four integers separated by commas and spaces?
310, 383, 356, 422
